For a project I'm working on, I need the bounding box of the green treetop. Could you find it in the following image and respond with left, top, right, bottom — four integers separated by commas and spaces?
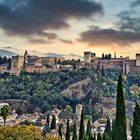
132, 102, 140, 140
112, 74, 127, 140
0, 105, 11, 126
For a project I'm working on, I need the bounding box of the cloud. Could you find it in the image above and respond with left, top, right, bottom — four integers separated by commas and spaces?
0, 0, 103, 37
78, 26, 140, 46
29, 38, 53, 44
131, 0, 140, 7
36, 31, 58, 40
117, 11, 140, 32
59, 39, 73, 44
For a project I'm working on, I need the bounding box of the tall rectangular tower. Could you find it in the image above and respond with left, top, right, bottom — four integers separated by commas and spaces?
136, 54, 140, 66
84, 52, 91, 63
11, 55, 24, 76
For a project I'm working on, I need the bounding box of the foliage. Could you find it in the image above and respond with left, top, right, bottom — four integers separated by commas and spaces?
79, 109, 85, 140
66, 119, 70, 140
58, 124, 63, 139
64, 105, 73, 113
50, 115, 56, 130
112, 74, 127, 140
0, 105, 11, 126
0, 68, 139, 114
131, 102, 140, 140
0, 125, 44, 140
86, 118, 92, 138
72, 123, 77, 140
97, 132, 102, 140
103, 119, 111, 140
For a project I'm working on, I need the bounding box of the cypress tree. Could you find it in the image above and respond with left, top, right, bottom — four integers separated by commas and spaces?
82, 135, 88, 140
59, 124, 63, 139
46, 113, 50, 125
50, 115, 56, 130
132, 102, 140, 140
104, 119, 111, 140
79, 109, 85, 140
101, 65, 105, 76
86, 119, 92, 137
93, 133, 96, 140
72, 123, 77, 140
112, 74, 127, 140
88, 133, 94, 140
97, 132, 102, 140
66, 119, 70, 140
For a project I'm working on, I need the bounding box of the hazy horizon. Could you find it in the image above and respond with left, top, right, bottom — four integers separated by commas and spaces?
0, 0, 140, 59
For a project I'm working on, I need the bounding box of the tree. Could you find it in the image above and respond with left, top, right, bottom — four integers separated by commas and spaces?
58, 124, 63, 139
101, 65, 105, 76
79, 109, 85, 140
46, 113, 50, 125
86, 118, 92, 137
50, 115, 56, 130
64, 105, 73, 113
132, 102, 140, 140
102, 53, 105, 59
72, 123, 77, 140
97, 132, 102, 140
104, 119, 111, 140
66, 119, 70, 140
112, 74, 127, 140
0, 105, 11, 126
88, 133, 95, 140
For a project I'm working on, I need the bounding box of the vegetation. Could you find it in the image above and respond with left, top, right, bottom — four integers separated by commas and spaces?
0, 105, 11, 126
72, 123, 77, 140
103, 119, 111, 140
79, 109, 85, 140
132, 102, 140, 140
0, 125, 44, 140
86, 118, 92, 138
112, 74, 127, 140
66, 119, 70, 140
50, 115, 56, 130
0, 56, 11, 66
0, 68, 139, 114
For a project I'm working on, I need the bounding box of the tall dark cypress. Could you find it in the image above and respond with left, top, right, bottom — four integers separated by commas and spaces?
46, 113, 50, 125
59, 124, 63, 139
93, 133, 96, 140
50, 115, 56, 130
86, 119, 92, 137
72, 123, 77, 140
104, 119, 111, 140
97, 132, 102, 140
79, 109, 85, 140
132, 102, 140, 140
66, 119, 70, 140
112, 74, 127, 140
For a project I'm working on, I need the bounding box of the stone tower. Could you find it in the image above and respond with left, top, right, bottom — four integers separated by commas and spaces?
136, 54, 140, 66
76, 104, 83, 116
11, 55, 24, 76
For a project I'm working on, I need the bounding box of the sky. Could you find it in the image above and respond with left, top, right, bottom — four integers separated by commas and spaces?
0, 0, 140, 58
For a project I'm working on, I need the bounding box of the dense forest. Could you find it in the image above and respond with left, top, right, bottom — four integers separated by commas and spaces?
0, 68, 139, 113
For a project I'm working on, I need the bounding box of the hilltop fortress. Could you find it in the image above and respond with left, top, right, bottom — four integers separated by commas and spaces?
0, 50, 140, 76
83, 51, 140, 75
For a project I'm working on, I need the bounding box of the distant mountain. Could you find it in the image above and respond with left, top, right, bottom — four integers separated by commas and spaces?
0, 48, 83, 60
46, 53, 83, 60
0, 49, 17, 57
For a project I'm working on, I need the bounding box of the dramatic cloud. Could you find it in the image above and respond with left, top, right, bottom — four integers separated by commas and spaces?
29, 38, 53, 44
59, 39, 73, 44
117, 11, 140, 32
131, 0, 140, 7
0, 0, 103, 36
36, 32, 58, 40
78, 26, 140, 46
